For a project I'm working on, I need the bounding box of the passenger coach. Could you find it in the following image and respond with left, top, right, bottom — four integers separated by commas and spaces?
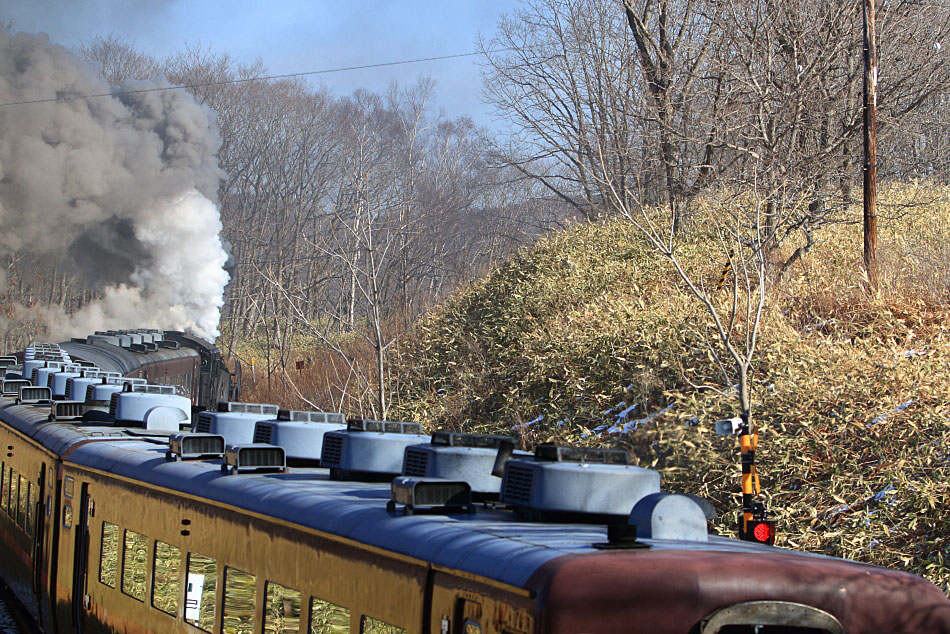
0, 338, 948, 634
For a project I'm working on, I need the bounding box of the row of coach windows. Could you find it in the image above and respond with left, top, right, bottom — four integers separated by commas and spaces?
98, 521, 404, 634
0, 462, 35, 536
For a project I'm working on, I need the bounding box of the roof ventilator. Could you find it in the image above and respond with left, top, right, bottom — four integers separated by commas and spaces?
111, 386, 192, 431
166, 433, 226, 461
2, 379, 30, 397
18, 386, 52, 405
500, 443, 661, 522
106, 377, 147, 386
126, 384, 176, 395
223, 444, 286, 474
252, 409, 347, 467
193, 402, 280, 444
277, 409, 346, 424
320, 419, 430, 481
402, 432, 528, 501
49, 401, 85, 422
51, 369, 82, 398
218, 401, 280, 415
388, 477, 474, 515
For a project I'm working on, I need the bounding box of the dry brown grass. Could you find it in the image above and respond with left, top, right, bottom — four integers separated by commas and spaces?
388, 185, 950, 593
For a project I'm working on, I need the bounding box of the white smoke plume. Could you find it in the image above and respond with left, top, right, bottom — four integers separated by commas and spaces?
0, 29, 229, 340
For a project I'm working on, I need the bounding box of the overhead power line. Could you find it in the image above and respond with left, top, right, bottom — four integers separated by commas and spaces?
0, 49, 505, 108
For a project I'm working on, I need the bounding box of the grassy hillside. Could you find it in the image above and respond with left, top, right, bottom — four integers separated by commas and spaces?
390, 188, 950, 593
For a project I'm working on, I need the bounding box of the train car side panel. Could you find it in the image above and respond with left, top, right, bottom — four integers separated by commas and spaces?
0, 418, 60, 630
427, 571, 536, 634
63, 463, 432, 634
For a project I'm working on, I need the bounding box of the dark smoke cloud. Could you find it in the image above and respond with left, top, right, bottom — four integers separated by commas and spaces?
0, 29, 230, 339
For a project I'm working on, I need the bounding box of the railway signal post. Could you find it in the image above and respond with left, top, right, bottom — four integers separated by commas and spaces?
716, 413, 776, 545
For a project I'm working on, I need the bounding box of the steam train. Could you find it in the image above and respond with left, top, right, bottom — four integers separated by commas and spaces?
0, 332, 948, 634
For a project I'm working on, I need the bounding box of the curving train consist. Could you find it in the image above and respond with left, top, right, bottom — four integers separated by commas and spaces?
0, 331, 948, 634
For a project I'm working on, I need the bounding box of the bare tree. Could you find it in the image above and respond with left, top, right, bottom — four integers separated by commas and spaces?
77, 33, 160, 85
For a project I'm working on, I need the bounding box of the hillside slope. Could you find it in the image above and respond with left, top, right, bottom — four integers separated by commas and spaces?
391, 193, 950, 593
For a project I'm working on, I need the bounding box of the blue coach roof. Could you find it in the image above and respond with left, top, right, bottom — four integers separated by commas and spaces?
0, 396, 819, 589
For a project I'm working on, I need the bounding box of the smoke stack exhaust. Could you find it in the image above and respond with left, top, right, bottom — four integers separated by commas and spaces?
0, 29, 230, 340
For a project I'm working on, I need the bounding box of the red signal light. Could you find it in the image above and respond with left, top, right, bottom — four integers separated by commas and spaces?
753, 521, 774, 544
739, 518, 776, 545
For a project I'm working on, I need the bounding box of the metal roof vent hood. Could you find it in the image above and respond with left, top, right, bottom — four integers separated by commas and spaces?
320, 418, 430, 481
252, 409, 346, 467
402, 432, 531, 500
191, 401, 280, 444
388, 477, 474, 515
2, 379, 30, 397
167, 432, 226, 460
628, 493, 711, 542
500, 444, 661, 521
223, 444, 286, 474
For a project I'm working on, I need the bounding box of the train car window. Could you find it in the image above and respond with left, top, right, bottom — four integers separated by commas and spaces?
7, 469, 17, 520
151, 540, 181, 616
222, 567, 257, 634
99, 522, 120, 588
64, 475, 74, 499
360, 616, 404, 634
185, 552, 218, 632
16, 474, 27, 529
263, 582, 301, 634
25, 482, 34, 535
463, 621, 482, 634
121, 529, 149, 601
309, 597, 350, 634
62, 503, 72, 529
0, 462, 7, 514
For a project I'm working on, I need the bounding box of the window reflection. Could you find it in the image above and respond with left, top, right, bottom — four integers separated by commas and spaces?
310, 597, 350, 634
152, 540, 181, 616
122, 529, 149, 601
222, 566, 257, 634
185, 553, 217, 632
99, 522, 119, 587
264, 582, 301, 634
360, 615, 403, 634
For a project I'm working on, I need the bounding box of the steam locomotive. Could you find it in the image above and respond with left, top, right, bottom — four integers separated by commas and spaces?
44, 328, 237, 411
0, 334, 948, 634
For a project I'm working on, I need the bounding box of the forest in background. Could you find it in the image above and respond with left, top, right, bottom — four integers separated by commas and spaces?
3, 0, 950, 422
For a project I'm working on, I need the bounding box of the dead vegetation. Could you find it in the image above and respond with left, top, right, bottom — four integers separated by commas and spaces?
387, 186, 950, 594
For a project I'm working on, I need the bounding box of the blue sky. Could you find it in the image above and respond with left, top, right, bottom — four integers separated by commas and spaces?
0, 0, 521, 127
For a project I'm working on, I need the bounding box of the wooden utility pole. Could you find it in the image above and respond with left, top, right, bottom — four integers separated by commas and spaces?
863, 0, 879, 288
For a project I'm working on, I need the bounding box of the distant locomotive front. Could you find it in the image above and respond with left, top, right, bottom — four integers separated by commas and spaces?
57, 328, 237, 410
